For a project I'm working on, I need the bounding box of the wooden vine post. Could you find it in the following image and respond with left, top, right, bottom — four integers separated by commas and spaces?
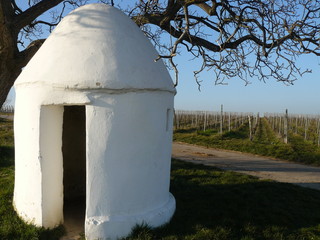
304, 117, 308, 140
284, 109, 288, 144
248, 115, 252, 141
317, 118, 320, 147
220, 104, 223, 134
203, 111, 207, 131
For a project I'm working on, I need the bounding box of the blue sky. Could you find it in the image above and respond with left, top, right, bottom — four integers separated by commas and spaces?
5, 2, 320, 115
173, 52, 320, 115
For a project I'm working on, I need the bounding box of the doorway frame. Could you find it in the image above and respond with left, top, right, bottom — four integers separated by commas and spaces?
39, 105, 87, 227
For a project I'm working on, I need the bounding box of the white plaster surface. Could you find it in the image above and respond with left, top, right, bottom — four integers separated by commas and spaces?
14, 4, 175, 93
13, 98, 43, 226
14, 3, 175, 240
40, 106, 64, 227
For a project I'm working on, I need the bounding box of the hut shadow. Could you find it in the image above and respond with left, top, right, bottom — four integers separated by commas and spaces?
155, 160, 320, 238
0, 146, 14, 167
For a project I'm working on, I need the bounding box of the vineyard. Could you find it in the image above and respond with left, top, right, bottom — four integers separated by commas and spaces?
174, 108, 320, 166
0, 105, 14, 113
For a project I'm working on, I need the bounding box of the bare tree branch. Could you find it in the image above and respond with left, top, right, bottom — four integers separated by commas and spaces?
132, 0, 320, 86
17, 39, 45, 68
14, 0, 65, 30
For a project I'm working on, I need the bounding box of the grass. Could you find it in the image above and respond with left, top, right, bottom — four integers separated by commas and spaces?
0, 117, 14, 168
0, 166, 65, 240
2, 116, 320, 239
123, 160, 320, 240
174, 117, 320, 166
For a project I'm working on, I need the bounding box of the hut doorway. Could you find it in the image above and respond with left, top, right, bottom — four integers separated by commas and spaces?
62, 106, 86, 234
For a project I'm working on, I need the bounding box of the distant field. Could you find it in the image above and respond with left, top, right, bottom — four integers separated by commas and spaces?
174, 110, 320, 166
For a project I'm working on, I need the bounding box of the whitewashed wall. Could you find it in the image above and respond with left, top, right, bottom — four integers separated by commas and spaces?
13, 4, 176, 240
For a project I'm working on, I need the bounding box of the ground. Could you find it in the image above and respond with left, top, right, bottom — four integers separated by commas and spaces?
172, 142, 320, 191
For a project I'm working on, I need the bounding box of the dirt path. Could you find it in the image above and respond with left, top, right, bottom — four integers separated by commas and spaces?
172, 142, 320, 191
0, 114, 14, 120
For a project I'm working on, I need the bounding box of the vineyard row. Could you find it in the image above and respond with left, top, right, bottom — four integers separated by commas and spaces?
174, 109, 320, 146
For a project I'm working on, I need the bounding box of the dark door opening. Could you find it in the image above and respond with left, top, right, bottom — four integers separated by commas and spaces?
62, 106, 86, 234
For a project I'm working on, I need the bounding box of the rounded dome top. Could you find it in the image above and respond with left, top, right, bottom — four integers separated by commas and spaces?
15, 4, 175, 92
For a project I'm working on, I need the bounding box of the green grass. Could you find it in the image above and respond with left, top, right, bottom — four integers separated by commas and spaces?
174, 118, 320, 166
0, 117, 14, 168
2, 117, 320, 239
0, 166, 65, 240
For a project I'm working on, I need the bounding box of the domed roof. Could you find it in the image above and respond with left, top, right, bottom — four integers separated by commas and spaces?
15, 4, 175, 92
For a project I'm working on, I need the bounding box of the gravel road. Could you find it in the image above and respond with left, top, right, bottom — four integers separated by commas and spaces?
172, 142, 320, 191
0, 114, 13, 120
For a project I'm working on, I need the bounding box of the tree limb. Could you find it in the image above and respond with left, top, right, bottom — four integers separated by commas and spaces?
16, 39, 45, 68
14, 0, 64, 30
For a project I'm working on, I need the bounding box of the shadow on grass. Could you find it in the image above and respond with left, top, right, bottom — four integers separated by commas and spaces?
174, 128, 198, 134
127, 160, 320, 240
0, 146, 14, 168
2, 152, 320, 239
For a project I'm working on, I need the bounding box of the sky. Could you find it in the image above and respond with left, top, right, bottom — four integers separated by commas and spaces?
173, 52, 320, 115
5, 1, 320, 115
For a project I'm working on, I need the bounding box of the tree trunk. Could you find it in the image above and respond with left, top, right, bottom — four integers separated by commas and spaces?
0, 1, 19, 107
0, 33, 22, 107
0, 0, 55, 108
0, 70, 19, 107
0, 36, 20, 108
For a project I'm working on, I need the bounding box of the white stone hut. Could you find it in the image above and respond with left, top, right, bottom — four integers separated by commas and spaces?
13, 4, 176, 240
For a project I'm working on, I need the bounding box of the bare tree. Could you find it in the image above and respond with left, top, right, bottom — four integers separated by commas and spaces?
0, 0, 89, 107
1, 0, 319, 107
